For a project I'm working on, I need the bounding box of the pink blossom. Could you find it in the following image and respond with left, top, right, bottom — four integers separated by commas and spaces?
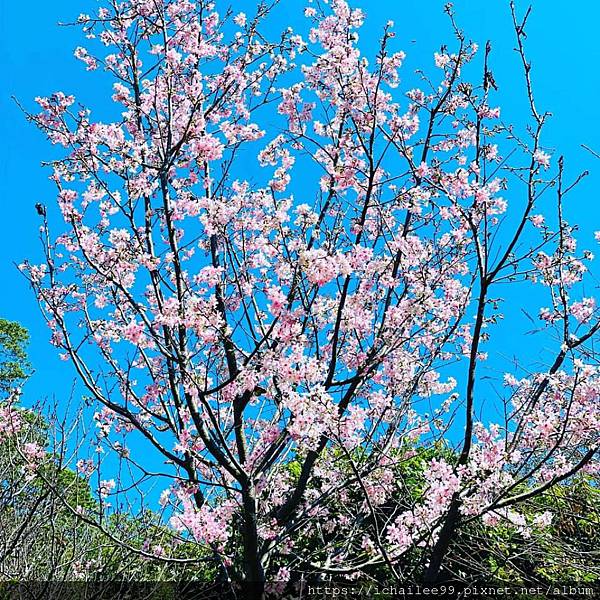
99, 479, 115, 498
22, 442, 45, 465
570, 297, 596, 323
533, 149, 551, 169
122, 320, 145, 345
233, 12, 246, 27
530, 214, 545, 227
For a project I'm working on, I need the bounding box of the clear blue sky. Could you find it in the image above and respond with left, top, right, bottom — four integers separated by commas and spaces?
1, 0, 599, 414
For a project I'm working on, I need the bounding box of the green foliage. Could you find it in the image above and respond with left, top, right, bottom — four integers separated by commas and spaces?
0, 319, 31, 395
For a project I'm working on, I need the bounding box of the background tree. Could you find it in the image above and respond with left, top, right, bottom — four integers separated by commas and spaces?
0, 320, 211, 587
0, 319, 30, 395
20, 0, 600, 592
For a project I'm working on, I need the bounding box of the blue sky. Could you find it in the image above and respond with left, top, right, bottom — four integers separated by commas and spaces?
1, 0, 599, 420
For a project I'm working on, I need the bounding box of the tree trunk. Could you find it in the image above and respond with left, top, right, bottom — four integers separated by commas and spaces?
241, 483, 265, 600
422, 496, 461, 583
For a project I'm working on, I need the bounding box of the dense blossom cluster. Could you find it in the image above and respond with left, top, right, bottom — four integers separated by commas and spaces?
0, 402, 22, 442
22, 0, 600, 584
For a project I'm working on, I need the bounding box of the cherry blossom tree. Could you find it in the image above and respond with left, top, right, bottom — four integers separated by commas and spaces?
21, 0, 600, 591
